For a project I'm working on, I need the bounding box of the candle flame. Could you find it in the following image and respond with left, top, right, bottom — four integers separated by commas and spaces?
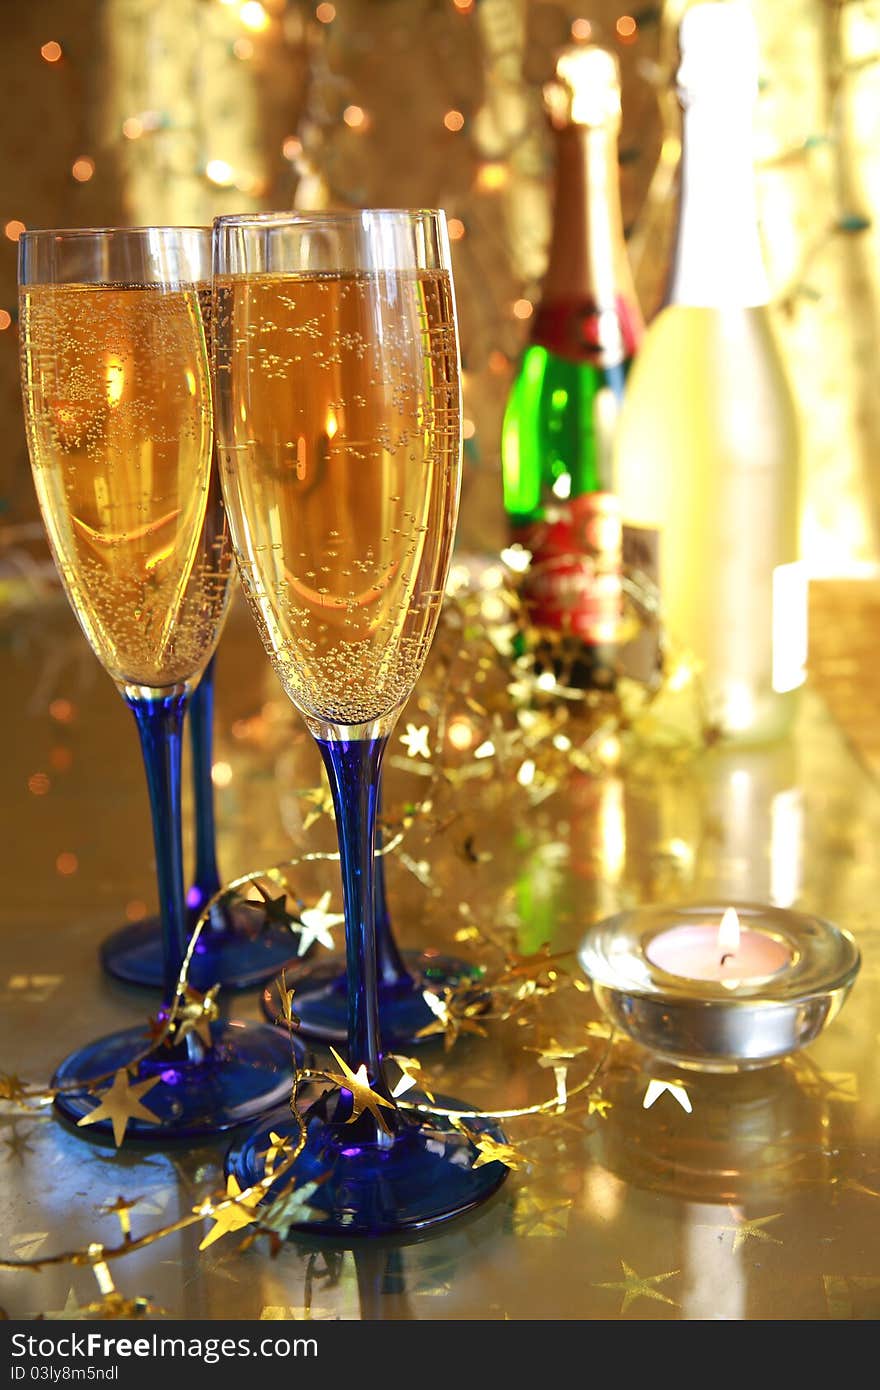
717, 907, 740, 956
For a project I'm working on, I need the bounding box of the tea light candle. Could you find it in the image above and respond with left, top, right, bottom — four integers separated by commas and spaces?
578, 901, 860, 1071
645, 907, 792, 985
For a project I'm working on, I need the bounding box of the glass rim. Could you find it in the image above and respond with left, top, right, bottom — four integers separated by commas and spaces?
18, 225, 210, 243
212, 208, 447, 228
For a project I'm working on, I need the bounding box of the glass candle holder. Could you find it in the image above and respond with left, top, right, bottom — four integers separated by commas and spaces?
578, 900, 860, 1072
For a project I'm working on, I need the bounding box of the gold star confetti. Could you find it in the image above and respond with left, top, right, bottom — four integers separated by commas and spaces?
324, 1048, 396, 1135
400, 723, 431, 759
595, 1261, 679, 1315
252, 882, 299, 931
493, 944, 570, 999
262, 1130, 295, 1176
2, 1126, 35, 1162
512, 1191, 572, 1237
297, 891, 345, 956
587, 1094, 612, 1118
99, 1196, 142, 1241
196, 1175, 263, 1251
415, 988, 489, 1050
712, 1209, 784, 1251
467, 1132, 528, 1172
11, 1232, 49, 1260
585, 1022, 616, 1040
298, 785, 334, 831
76, 1069, 163, 1147
257, 1181, 325, 1243
0, 1073, 29, 1102
43, 1288, 89, 1321
173, 985, 220, 1050
643, 1079, 692, 1113
387, 1054, 433, 1101
273, 970, 300, 1035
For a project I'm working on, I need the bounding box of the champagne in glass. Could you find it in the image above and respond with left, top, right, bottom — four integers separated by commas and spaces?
216, 210, 509, 1235
97, 290, 303, 993
19, 227, 295, 1139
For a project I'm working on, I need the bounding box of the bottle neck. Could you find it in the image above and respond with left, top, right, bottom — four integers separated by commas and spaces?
667, 93, 769, 309
534, 123, 642, 365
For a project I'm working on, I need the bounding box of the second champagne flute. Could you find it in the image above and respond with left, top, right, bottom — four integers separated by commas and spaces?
19, 226, 297, 1138
214, 209, 509, 1233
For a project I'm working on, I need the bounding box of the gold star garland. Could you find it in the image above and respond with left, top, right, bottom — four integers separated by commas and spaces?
0, 560, 747, 1302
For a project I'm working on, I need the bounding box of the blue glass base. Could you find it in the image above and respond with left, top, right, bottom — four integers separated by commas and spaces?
260, 949, 486, 1048
52, 1021, 300, 1141
225, 1090, 510, 1237
100, 905, 301, 992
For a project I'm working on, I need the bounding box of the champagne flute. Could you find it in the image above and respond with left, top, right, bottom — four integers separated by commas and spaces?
19, 226, 296, 1137
215, 209, 509, 1234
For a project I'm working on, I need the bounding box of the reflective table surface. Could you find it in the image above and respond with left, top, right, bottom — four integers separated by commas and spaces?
1, 584, 879, 1322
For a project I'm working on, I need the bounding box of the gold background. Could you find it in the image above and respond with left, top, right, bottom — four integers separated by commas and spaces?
2, 0, 880, 572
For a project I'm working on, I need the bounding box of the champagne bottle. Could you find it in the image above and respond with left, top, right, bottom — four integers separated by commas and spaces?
501, 43, 643, 691
614, 2, 806, 742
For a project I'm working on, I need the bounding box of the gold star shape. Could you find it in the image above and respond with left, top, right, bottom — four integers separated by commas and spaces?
76, 1069, 163, 1148
258, 1180, 325, 1241
272, 970, 300, 1033
415, 988, 488, 1051
261, 1130, 295, 1176
386, 1054, 433, 1102
512, 1191, 572, 1238
196, 1175, 263, 1251
712, 1209, 784, 1251
253, 882, 299, 931
297, 891, 345, 957
584, 1020, 614, 1038
2, 1126, 35, 1162
494, 944, 571, 989
43, 1288, 89, 1321
173, 984, 220, 1050
0, 1073, 29, 1102
595, 1261, 679, 1314
298, 785, 334, 832
643, 1079, 692, 1113
468, 1132, 528, 1172
324, 1047, 396, 1135
400, 723, 431, 759
587, 1094, 612, 1118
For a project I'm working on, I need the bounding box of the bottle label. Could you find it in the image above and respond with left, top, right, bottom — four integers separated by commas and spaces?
532, 297, 641, 368
513, 493, 621, 644
620, 523, 662, 684
772, 561, 808, 693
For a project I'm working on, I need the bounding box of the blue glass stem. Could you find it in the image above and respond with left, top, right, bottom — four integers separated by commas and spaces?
126, 689, 191, 1014
317, 735, 393, 1104
373, 778, 412, 989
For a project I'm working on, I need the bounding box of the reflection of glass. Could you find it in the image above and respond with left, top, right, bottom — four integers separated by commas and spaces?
19, 226, 294, 1138
592, 1056, 825, 1208
215, 210, 509, 1234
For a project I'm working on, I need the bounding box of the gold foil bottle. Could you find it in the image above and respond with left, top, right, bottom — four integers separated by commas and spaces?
613, 2, 806, 743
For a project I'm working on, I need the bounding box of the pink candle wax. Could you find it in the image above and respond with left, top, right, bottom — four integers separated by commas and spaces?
645, 918, 792, 984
